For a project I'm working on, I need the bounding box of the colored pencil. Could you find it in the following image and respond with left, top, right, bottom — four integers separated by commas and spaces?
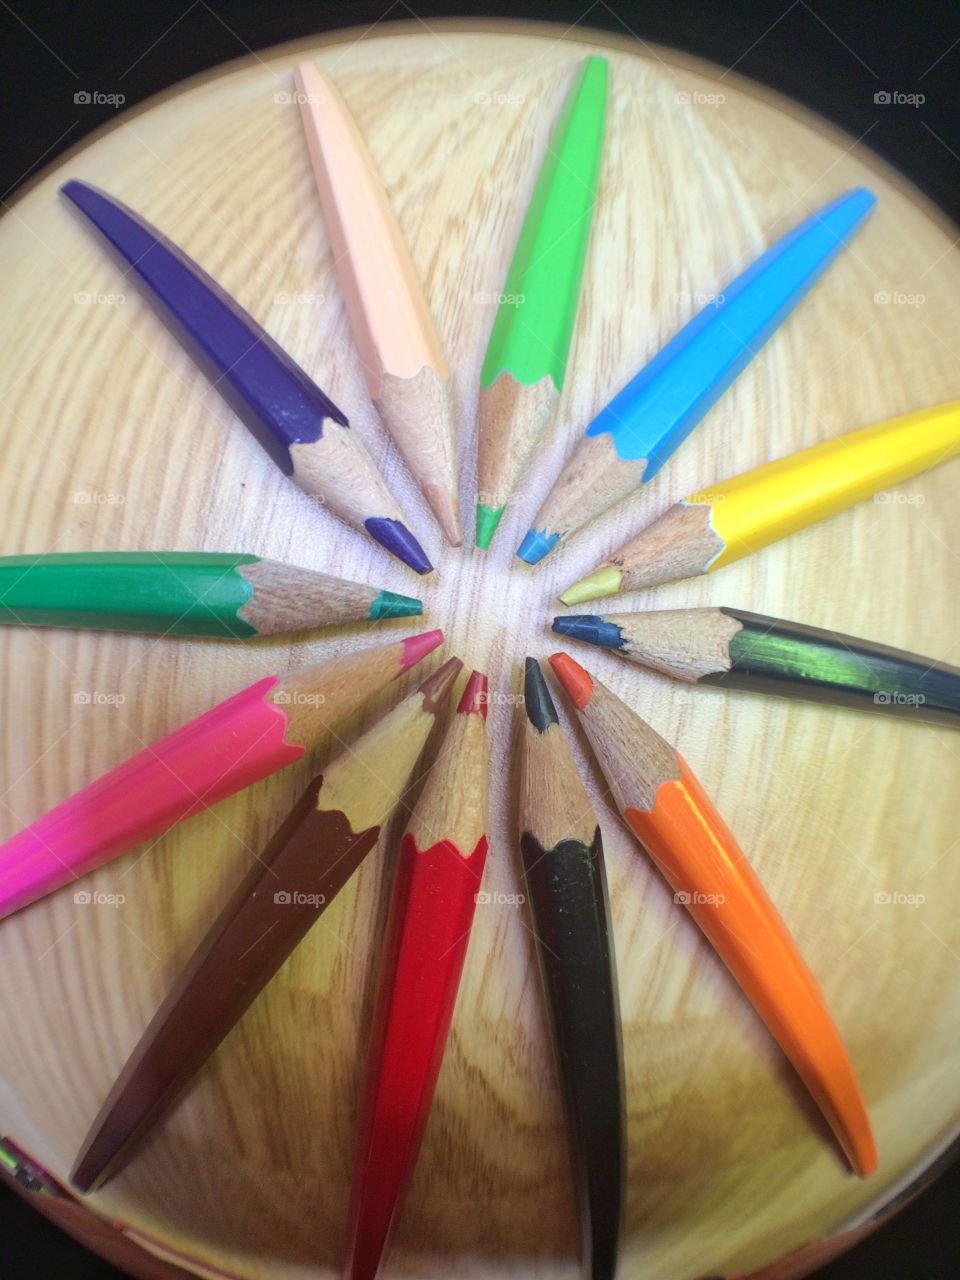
516, 188, 876, 565
561, 398, 960, 602
475, 56, 608, 550
0, 552, 422, 637
294, 63, 461, 546
549, 652, 877, 1177
60, 180, 432, 574
345, 670, 489, 1280
70, 656, 461, 1192
0, 630, 443, 920
519, 658, 624, 1280
553, 608, 960, 726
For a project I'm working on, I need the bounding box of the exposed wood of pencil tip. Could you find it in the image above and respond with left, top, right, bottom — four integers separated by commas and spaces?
613, 608, 742, 682
609, 501, 724, 588
266, 638, 425, 747
520, 660, 598, 848
376, 367, 461, 546
477, 373, 560, 510
532, 432, 647, 539
316, 657, 462, 832
405, 671, 488, 855
288, 425, 402, 528
237, 559, 382, 632
552, 658, 682, 813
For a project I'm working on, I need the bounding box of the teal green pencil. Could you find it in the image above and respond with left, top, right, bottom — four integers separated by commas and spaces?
475, 56, 608, 549
0, 553, 422, 638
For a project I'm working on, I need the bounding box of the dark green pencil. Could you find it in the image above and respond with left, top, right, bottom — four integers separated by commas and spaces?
553, 607, 960, 726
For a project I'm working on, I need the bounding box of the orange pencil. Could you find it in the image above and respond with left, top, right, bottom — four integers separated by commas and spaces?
549, 652, 877, 1177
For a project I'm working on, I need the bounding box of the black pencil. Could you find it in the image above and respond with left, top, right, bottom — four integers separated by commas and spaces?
553, 607, 960, 726
518, 657, 624, 1280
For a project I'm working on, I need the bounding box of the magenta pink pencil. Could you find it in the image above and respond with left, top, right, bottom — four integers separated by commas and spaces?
0, 632, 443, 919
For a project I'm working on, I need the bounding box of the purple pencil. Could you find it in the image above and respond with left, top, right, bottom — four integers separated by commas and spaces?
61, 181, 432, 574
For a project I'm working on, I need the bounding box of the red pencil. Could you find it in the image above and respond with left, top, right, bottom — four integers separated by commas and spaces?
344, 670, 489, 1280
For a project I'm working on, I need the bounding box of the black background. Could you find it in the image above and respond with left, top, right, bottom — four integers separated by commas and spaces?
1, 1, 958, 1277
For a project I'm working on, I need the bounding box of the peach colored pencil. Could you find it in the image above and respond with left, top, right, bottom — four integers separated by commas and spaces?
294, 62, 460, 545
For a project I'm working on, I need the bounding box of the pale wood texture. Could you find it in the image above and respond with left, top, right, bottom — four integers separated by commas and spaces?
610, 497, 724, 586
0, 21, 959, 1280
576, 678, 683, 812
605, 607, 743, 682
476, 371, 560, 511
530, 428, 647, 538
406, 700, 488, 857
238, 560, 392, 633
519, 714, 598, 849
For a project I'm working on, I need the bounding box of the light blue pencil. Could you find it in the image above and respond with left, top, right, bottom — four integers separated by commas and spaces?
516, 188, 876, 564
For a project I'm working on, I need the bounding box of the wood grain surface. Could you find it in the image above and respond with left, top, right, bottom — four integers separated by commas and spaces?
0, 21, 958, 1280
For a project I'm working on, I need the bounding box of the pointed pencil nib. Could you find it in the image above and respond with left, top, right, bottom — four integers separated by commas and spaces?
552, 615, 624, 648
522, 657, 559, 732
417, 655, 463, 707
369, 590, 422, 620
516, 527, 558, 565
558, 565, 623, 606
364, 518, 433, 575
548, 652, 596, 710
400, 629, 444, 671
457, 670, 489, 718
475, 504, 504, 550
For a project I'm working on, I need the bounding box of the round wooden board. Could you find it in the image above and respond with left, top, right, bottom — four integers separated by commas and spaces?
1, 20, 959, 1280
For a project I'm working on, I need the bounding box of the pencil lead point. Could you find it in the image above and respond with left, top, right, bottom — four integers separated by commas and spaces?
548, 652, 595, 710
457, 670, 489, 718
552, 615, 624, 649
400, 629, 444, 671
516, 527, 558, 564
522, 657, 559, 732
368, 590, 422, 620
364, 518, 433, 574
558, 565, 622, 606
475, 504, 504, 550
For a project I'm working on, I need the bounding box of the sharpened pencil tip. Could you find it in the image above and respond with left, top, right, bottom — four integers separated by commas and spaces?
552, 615, 624, 649
559, 565, 623, 606
457, 670, 488, 718
417, 655, 463, 707
522, 657, 559, 732
475, 504, 504, 550
516, 527, 558, 564
368, 590, 422, 620
364, 518, 433, 574
548, 652, 595, 710
400, 629, 444, 671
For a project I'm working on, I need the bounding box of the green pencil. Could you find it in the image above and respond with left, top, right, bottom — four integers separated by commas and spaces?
475, 56, 608, 550
0, 552, 422, 638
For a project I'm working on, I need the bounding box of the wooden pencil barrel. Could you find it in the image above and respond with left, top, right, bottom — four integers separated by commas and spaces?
1, 19, 958, 1280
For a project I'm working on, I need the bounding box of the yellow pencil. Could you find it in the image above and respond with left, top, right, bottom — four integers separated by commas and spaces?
560, 398, 960, 604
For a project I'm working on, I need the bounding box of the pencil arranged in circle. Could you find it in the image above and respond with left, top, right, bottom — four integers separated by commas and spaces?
519, 658, 624, 1280
345, 670, 489, 1280
70, 656, 462, 1192
294, 63, 461, 546
61, 180, 432, 574
517, 188, 876, 565
475, 56, 608, 550
549, 652, 877, 1177
561, 397, 960, 603
0, 629, 444, 920
0, 552, 422, 637
553, 608, 960, 727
